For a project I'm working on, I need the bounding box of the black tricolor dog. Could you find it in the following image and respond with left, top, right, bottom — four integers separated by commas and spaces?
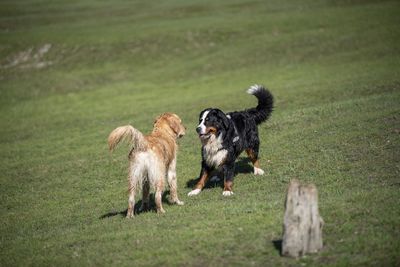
188, 85, 274, 197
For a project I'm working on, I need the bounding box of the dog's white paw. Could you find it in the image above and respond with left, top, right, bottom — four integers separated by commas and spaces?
157, 208, 166, 214
222, 191, 234, 196
254, 167, 265, 175
188, 189, 201, 196
175, 200, 184, 205
126, 210, 134, 218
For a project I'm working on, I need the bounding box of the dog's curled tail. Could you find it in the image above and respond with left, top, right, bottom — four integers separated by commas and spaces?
108, 125, 147, 153
246, 84, 274, 125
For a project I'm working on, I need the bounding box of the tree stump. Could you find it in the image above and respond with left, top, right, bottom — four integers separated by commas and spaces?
282, 179, 324, 257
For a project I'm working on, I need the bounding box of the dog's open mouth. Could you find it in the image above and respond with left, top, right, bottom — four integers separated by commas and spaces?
199, 132, 211, 140
198, 127, 216, 140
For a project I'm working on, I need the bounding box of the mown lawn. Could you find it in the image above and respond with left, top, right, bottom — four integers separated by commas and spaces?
1, 0, 399, 266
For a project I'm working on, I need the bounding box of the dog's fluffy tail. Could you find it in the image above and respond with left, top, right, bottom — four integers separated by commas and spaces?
108, 125, 147, 153
246, 84, 274, 125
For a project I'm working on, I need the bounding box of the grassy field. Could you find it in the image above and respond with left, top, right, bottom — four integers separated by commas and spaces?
1, 0, 399, 266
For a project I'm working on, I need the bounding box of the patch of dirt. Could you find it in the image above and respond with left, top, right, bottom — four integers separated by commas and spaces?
1, 43, 53, 69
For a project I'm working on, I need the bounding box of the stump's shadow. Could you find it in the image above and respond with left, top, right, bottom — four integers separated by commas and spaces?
272, 239, 282, 255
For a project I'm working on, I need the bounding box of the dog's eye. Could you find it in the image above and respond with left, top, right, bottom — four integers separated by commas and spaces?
205, 117, 209, 121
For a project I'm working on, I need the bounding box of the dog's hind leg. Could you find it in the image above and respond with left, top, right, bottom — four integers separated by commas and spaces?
155, 178, 165, 214
149, 161, 166, 214
246, 147, 265, 175
127, 180, 136, 218
126, 161, 142, 218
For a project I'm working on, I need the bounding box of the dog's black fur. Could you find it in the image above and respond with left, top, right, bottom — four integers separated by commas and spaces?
189, 85, 273, 196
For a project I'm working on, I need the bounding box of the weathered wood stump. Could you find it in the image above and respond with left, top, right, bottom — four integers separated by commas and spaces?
282, 179, 324, 257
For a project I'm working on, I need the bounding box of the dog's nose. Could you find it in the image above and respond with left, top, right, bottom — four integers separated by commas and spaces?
196, 127, 201, 134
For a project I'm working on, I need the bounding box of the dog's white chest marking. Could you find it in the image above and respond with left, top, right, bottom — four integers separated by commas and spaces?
203, 135, 227, 168
205, 149, 227, 168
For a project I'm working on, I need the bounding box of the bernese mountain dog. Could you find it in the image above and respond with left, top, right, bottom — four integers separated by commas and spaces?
188, 85, 274, 197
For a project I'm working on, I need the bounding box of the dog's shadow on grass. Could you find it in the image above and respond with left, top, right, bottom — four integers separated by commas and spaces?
100, 158, 254, 218
235, 157, 254, 175
99, 209, 128, 219
99, 191, 172, 219
186, 157, 253, 189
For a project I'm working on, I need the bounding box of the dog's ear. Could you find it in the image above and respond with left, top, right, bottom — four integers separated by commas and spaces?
163, 113, 183, 136
169, 119, 181, 135
216, 109, 230, 129
154, 114, 162, 126
222, 115, 230, 129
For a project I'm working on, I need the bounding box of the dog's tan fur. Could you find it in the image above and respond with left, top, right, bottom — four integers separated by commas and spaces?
108, 113, 186, 218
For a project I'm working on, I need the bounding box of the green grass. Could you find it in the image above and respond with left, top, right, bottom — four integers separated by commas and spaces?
1, 0, 400, 266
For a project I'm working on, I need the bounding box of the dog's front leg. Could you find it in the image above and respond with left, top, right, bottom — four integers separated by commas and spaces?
222, 162, 235, 196
167, 159, 184, 205
188, 163, 210, 196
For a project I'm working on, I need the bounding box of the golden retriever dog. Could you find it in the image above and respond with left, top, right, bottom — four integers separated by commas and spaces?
108, 113, 186, 218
